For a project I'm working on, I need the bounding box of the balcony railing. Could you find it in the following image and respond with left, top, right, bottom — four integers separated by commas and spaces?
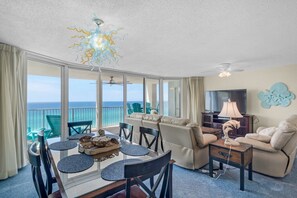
27, 107, 124, 132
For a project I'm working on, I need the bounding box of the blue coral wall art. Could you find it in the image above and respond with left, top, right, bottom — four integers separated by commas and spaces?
258, 82, 296, 109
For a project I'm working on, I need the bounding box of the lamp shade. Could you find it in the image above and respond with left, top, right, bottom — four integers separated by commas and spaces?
218, 101, 243, 118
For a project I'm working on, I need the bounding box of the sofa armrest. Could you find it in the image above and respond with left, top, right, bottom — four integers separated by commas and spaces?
201, 134, 217, 147
256, 127, 267, 133
235, 137, 277, 153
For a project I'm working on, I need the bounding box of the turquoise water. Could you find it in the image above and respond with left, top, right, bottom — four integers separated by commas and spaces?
27, 101, 142, 132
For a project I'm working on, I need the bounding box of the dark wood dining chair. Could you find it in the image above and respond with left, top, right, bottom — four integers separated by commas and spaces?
68, 120, 92, 136
110, 150, 173, 198
38, 132, 57, 195
119, 122, 133, 142
139, 126, 162, 152
28, 142, 61, 198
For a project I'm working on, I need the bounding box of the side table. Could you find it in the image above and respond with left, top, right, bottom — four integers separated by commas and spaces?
209, 139, 253, 191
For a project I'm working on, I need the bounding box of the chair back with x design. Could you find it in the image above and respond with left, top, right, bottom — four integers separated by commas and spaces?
28, 142, 48, 198
38, 132, 57, 195
68, 120, 92, 136
119, 122, 133, 142
139, 126, 161, 152
124, 150, 172, 198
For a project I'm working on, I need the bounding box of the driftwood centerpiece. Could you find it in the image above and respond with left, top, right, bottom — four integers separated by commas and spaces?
78, 135, 120, 155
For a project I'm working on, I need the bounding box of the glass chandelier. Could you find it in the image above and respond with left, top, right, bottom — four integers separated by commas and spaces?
68, 18, 121, 65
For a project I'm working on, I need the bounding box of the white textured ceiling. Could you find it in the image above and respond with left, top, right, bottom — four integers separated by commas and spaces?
0, 0, 297, 77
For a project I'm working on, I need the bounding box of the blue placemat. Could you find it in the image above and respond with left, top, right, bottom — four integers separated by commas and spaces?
57, 154, 94, 173
67, 133, 95, 140
101, 159, 142, 181
48, 141, 77, 151
120, 144, 149, 156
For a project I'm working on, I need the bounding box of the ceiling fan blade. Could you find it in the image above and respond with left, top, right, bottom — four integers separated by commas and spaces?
230, 69, 244, 72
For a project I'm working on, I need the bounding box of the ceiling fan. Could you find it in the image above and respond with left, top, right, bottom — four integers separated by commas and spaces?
102, 76, 132, 85
217, 63, 244, 77
103, 76, 123, 85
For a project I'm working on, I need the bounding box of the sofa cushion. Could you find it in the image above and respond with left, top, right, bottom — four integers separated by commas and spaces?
270, 129, 295, 150
186, 122, 199, 128
285, 114, 297, 127
278, 120, 297, 132
171, 118, 190, 126
235, 137, 277, 153
129, 113, 145, 119
258, 127, 277, 137
152, 115, 162, 122
143, 114, 153, 121
161, 116, 174, 124
245, 133, 271, 143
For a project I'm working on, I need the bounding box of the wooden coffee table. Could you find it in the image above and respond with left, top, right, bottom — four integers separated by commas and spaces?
201, 127, 222, 139
209, 139, 253, 191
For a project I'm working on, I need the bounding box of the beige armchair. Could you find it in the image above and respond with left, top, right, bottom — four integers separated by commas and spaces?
159, 117, 217, 170
236, 114, 297, 177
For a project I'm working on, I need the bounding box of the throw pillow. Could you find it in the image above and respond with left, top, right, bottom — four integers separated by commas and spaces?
270, 129, 295, 150
245, 133, 271, 143
258, 127, 277, 137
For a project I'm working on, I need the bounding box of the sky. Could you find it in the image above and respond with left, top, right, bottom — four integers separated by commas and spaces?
27, 75, 168, 103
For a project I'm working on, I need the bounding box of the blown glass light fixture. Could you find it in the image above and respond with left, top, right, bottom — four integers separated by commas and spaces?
68, 18, 121, 65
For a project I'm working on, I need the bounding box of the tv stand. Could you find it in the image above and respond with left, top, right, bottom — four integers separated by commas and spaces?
201, 112, 253, 138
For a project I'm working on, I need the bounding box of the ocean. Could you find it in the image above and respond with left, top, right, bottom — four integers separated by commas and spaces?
27, 101, 143, 132
27, 101, 132, 109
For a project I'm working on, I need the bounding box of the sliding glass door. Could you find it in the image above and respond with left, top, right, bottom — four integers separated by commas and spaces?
27, 58, 183, 142
145, 78, 160, 114
101, 72, 124, 127
27, 60, 61, 143
68, 68, 99, 130
163, 79, 181, 117
126, 76, 144, 115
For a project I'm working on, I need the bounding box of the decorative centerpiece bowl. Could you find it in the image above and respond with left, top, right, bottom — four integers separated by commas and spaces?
78, 135, 120, 155
91, 136, 110, 147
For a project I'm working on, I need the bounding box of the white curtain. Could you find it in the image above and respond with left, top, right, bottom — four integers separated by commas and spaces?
182, 77, 204, 124
0, 44, 27, 180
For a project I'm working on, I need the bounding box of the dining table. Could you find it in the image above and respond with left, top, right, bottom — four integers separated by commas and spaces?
46, 132, 171, 198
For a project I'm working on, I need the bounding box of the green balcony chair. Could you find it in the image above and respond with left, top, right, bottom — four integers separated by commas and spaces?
132, 103, 142, 113
146, 102, 151, 114
127, 103, 134, 115
46, 115, 62, 138
27, 127, 50, 142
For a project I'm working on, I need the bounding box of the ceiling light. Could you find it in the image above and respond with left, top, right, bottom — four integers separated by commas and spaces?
68, 17, 121, 65
218, 71, 231, 78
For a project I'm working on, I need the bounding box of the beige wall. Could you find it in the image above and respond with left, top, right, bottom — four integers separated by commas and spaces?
204, 65, 297, 131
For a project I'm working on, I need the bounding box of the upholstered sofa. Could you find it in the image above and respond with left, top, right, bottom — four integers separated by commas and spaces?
236, 114, 297, 177
125, 113, 217, 169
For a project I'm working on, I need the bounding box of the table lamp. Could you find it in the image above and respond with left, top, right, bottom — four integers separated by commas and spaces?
218, 99, 243, 146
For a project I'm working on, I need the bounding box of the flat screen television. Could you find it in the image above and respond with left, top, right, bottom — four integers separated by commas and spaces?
205, 89, 247, 114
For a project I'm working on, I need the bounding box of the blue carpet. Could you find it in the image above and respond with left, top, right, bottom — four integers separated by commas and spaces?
0, 159, 296, 198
